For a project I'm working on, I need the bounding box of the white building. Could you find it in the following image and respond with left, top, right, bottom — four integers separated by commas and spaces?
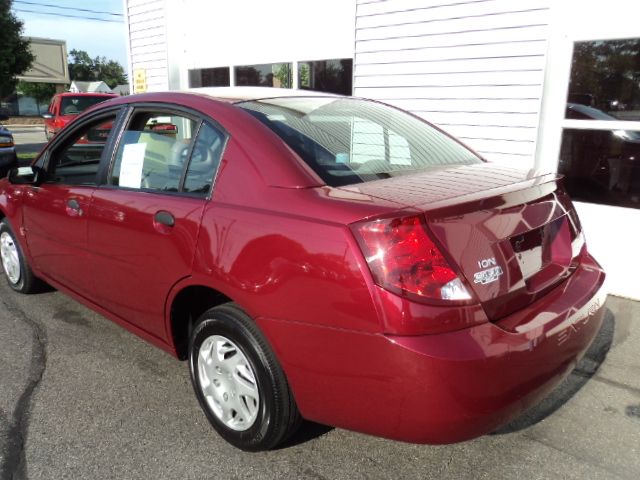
124, 0, 640, 299
69, 80, 113, 94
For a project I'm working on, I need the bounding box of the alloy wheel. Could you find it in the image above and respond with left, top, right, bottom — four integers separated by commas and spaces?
0, 232, 21, 284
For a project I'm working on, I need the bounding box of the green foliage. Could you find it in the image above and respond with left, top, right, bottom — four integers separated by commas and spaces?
274, 64, 292, 88
298, 63, 310, 89
570, 39, 640, 112
0, 0, 35, 98
68, 49, 128, 89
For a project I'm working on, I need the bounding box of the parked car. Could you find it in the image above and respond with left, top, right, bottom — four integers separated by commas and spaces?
42, 92, 117, 140
0, 115, 18, 177
0, 88, 606, 451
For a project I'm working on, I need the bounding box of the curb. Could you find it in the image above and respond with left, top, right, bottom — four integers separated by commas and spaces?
1, 124, 44, 129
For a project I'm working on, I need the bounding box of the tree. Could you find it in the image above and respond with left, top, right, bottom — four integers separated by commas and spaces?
68, 49, 127, 89
0, 0, 34, 98
17, 81, 56, 114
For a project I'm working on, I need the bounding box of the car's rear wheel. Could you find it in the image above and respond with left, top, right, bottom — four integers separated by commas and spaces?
0, 219, 41, 293
188, 303, 301, 451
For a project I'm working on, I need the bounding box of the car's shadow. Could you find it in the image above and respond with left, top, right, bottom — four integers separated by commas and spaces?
278, 421, 334, 449
493, 308, 615, 434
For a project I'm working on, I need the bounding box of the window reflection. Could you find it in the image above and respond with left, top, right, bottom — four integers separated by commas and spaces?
235, 63, 292, 88
567, 39, 640, 120
298, 59, 353, 95
188, 67, 230, 88
559, 128, 640, 208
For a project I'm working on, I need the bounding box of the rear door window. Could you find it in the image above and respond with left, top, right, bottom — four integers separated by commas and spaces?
110, 110, 225, 195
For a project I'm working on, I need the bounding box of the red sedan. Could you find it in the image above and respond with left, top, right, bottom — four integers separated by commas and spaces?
0, 88, 606, 451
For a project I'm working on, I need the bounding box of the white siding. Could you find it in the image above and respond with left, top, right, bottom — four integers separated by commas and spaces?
126, 0, 169, 92
354, 0, 551, 166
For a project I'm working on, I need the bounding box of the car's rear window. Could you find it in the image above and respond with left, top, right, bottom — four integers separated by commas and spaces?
60, 96, 112, 116
237, 97, 482, 187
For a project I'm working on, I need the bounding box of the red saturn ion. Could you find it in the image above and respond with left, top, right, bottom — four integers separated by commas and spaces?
0, 88, 606, 451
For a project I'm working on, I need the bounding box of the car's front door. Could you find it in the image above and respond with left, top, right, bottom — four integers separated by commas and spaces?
23, 110, 121, 297
87, 108, 226, 338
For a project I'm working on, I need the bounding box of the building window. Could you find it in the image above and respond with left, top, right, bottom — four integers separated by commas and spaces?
559, 38, 640, 209
234, 63, 292, 88
188, 67, 230, 88
298, 59, 352, 95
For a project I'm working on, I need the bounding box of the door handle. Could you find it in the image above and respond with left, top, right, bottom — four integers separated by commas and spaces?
66, 198, 83, 217
154, 210, 175, 227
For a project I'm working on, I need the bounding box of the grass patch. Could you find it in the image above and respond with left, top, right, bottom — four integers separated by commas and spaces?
17, 151, 39, 162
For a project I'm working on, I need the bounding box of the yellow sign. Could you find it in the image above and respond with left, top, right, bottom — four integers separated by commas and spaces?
133, 69, 147, 93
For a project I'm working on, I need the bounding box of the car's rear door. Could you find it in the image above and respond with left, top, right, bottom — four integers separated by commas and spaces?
86, 106, 226, 338
22, 108, 123, 297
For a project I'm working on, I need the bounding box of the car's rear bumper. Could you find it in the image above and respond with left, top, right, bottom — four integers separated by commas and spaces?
258, 253, 606, 444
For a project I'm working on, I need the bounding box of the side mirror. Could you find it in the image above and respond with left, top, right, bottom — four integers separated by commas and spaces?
8, 166, 46, 185
41, 112, 53, 119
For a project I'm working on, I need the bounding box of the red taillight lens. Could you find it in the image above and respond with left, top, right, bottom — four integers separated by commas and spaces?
352, 215, 472, 302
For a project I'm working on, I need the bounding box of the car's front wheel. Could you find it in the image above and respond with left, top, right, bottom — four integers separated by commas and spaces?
0, 219, 41, 293
188, 303, 301, 451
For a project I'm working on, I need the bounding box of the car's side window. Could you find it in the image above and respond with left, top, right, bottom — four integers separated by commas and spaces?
183, 122, 226, 195
110, 112, 198, 192
47, 114, 117, 186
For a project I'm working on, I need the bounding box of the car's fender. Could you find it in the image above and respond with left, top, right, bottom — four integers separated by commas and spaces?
0, 180, 39, 270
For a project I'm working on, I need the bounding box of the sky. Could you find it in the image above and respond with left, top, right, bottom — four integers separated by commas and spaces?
13, 0, 129, 72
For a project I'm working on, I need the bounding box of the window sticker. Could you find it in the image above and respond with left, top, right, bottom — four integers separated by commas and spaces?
119, 143, 146, 188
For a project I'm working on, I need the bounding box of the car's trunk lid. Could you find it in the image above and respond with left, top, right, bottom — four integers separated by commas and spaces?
338, 164, 585, 320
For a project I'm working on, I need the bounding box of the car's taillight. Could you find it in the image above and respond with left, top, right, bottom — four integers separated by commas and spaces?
352, 214, 472, 302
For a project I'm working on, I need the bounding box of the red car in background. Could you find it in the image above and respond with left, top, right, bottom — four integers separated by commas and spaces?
43, 92, 117, 139
0, 88, 606, 451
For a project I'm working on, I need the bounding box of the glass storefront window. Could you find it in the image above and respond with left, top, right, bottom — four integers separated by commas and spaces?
566, 39, 640, 120
298, 59, 353, 96
188, 67, 230, 88
559, 128, 640, 208
561, 38, 640, 209
234, 63, 292, 88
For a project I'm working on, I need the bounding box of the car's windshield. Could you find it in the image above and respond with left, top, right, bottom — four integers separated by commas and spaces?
60, 96, 112, 116
237, 97, 482, 187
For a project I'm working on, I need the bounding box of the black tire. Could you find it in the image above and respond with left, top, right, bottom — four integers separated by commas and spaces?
188, 303, 301, 451
0, 218, 42, 293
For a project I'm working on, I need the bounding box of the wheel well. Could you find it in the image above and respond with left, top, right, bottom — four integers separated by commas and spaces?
170, 286, 232, 360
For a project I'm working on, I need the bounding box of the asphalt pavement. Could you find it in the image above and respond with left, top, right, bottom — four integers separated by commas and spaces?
0, 276, 638, 480
6, 127, 47, 158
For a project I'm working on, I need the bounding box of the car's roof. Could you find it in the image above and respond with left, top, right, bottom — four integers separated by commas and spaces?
186, 86, 341, 103
56, 92, 118, 97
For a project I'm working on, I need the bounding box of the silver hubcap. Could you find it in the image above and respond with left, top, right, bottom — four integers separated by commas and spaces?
198, 335, 260, 431
0, 232, 21, 285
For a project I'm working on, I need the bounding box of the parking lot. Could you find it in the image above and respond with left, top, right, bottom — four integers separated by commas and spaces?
0, 275, 638, 480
